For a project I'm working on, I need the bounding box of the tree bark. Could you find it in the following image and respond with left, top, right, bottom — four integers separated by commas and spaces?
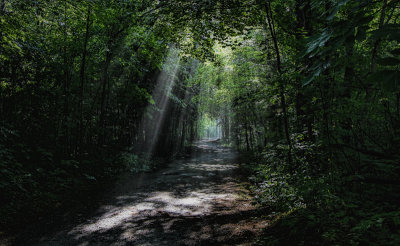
264, 1, 292, 164
99, 46, 112, 145
62, 1, 70, 155
371, 0, 388, 73
78, 6, 91, 158
245, 121, 250, 152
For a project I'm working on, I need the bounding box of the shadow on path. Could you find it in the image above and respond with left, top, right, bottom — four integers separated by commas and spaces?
13, 140, 269, 246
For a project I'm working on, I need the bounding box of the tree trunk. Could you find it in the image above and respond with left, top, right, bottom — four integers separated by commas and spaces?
371, 0, 388, 73
78, 6, 91, 159
99, 46, 112, 145
245, 121, 250, 151
62, 1, 70, 155
264, 1, 292, 164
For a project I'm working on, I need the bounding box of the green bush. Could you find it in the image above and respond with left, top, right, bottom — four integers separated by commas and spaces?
249, 135, 400, 245
119, 152, 155, 173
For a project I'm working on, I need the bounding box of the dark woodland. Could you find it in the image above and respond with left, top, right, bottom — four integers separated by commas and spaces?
1, 0, 400, 245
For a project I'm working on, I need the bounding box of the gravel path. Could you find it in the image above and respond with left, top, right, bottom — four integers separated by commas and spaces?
10, 140, 268, 246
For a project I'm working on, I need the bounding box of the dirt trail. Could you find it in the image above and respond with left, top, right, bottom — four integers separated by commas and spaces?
12, 140, 269, 246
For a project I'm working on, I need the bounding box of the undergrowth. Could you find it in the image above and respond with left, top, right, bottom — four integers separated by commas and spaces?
0, 126, 162, 232
245, 134, 400, 245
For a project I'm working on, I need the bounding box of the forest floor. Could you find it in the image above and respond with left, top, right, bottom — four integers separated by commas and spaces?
3, 140, 270, 246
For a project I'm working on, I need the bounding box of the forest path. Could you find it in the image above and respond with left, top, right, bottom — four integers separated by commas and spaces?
19, 140, 268, 246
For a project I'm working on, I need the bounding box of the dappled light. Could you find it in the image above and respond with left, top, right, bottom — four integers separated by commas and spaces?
2, 0, 400, 245
181, 163, 236, 172
27, 141, 267, 246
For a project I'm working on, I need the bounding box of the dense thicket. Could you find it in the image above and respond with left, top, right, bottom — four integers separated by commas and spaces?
190, 0, 400, 244
0, 0, 201, 228
1, 0, 400, 244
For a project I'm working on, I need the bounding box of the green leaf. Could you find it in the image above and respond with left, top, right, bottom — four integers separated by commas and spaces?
306, 29, 332, 54
84, 174, 97, 181
148, 97, 155, 105
325, 0, 350, 21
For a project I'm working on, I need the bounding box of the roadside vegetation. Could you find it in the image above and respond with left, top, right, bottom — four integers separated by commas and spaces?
1, 0, 400, 244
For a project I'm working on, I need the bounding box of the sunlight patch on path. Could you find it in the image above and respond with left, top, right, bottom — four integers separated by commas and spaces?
21, 141, 273, 246
30, 140, 271, 246
71, 186, 239, 238
182, 163, 237, 172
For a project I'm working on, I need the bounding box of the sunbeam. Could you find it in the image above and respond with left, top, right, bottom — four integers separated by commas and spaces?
137, 47, 181, 154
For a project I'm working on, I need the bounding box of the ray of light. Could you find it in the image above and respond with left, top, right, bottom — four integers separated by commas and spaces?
137, 46, 181, 154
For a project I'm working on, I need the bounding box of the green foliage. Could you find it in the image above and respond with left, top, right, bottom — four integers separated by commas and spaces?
195, 0, 400, 244
119, 152, 154, 173
0, 0, 197, 230
2, 0, 400, 244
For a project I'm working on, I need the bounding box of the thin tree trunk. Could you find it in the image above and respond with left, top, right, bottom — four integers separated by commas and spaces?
99, 48, 112, 145
245, 121, 250, 152
78, 6, 91, 159
264, 1, 292, 164
371, 0, 388, 73
0, 0, 5, 117
62, 1, 70, 155
0, 0, 5, 15
180, 116, 186, 150
249, 124, 255, 150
